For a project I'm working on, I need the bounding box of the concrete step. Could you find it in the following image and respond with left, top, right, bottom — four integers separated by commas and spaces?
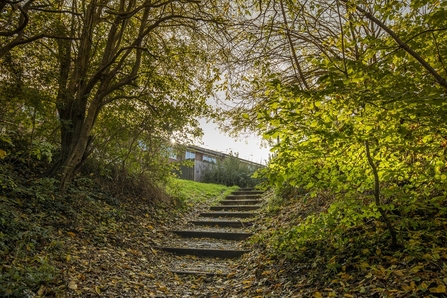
238, 187, 255, 191
160, 247, 249, 258
169, 257, 234, 276
232, 190, 264, 195
210, 205, 260, 211
190, 219, 253, 227
219, 199, 263, 205
171, 269, 227, 276
171, 230, 252, 240
199, 212, 257, 218
226, 194, 262, 200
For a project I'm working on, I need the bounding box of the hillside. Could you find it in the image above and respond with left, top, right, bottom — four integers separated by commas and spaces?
234, 189, 447, 297
0, 159, 237, 297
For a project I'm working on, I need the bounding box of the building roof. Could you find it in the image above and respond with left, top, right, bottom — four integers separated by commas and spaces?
186, 145, 265, 167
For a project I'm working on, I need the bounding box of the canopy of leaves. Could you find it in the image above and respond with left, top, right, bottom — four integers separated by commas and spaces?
0, 0, 233, 189
224, 0, 447, 268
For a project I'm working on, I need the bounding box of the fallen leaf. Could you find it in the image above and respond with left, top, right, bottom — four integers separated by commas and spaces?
401, 284, 412, 291
393, 270, 405, 277
429, 284, 446, 293
68, 281, 77, 290
37, 285, 45, 296
0, 149, 7, 159
227, 272, 236, 278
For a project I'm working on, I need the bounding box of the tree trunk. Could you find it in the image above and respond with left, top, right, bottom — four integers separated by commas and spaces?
56, 95, 94, 191
365, 140, 398, 249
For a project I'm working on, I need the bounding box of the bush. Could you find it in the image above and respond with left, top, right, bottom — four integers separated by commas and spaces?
202, 154, 261, 187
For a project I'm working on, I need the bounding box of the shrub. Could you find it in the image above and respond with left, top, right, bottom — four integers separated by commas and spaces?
202, 153, 261, 187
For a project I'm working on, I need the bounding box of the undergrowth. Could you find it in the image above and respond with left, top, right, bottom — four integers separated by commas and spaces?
1, 150, 230, 296
252, 187, 447, 297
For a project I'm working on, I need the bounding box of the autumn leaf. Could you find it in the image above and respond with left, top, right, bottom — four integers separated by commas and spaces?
401, 284, 413, 291
429, 284, 446, 293
261, 270, 272, 276
0, 149, 7, 159
68, 281, 77, 290
227, 272, 236, 278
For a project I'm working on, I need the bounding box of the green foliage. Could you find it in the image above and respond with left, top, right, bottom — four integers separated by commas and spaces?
260, 188, 447, 280
250, 185, 447, 296
272, 196, 382, 258
226, 0, 447, 251
0, 199, 59, 297
202, 154, 262, 187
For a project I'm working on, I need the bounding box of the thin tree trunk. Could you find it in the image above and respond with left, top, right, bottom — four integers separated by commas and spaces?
365, 140, 398, 249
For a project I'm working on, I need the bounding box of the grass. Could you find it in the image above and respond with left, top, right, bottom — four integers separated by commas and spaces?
166, 178, 239, 205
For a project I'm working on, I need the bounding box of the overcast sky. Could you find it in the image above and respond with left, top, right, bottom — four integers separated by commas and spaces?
198, 118, 271, 165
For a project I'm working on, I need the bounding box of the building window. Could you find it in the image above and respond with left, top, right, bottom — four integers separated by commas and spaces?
185, 151, 195, 160
167, 147, 177, 159
203, 155, 216, 163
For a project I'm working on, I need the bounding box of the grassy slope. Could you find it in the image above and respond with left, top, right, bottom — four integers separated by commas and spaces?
0, 164, 236, 297
166, 178, 238, 205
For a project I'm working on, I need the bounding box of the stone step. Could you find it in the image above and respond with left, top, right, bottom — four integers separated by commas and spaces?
232, 190, 264, 195
169, 258, 234, 276
219, 199, 263, 205
199, 212, 257, 218
210, 205, 261, 211
171, 269, 227, 276
160, 247, 249, 258
226, 194, 262, 200
238, 187, 255, 191
190, 220, 253, 227
171, 230, 252, 240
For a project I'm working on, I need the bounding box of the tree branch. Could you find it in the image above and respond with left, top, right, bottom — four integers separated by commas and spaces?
341, 0, 447, 90
279, 0, 309, 90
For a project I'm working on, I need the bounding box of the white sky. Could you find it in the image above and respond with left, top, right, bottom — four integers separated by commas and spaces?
197, 118, 271, 165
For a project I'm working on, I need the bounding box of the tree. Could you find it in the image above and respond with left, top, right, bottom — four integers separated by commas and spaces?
1, 0, 234, 191
38, 0, 227, 190
221, 0, 447, 248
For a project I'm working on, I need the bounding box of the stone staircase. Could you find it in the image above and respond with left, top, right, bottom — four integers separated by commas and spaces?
159, 187, 264, 276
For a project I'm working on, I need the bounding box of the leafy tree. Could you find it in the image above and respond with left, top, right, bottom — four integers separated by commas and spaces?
1, 0, 232, 191
222, 0, 447, 248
